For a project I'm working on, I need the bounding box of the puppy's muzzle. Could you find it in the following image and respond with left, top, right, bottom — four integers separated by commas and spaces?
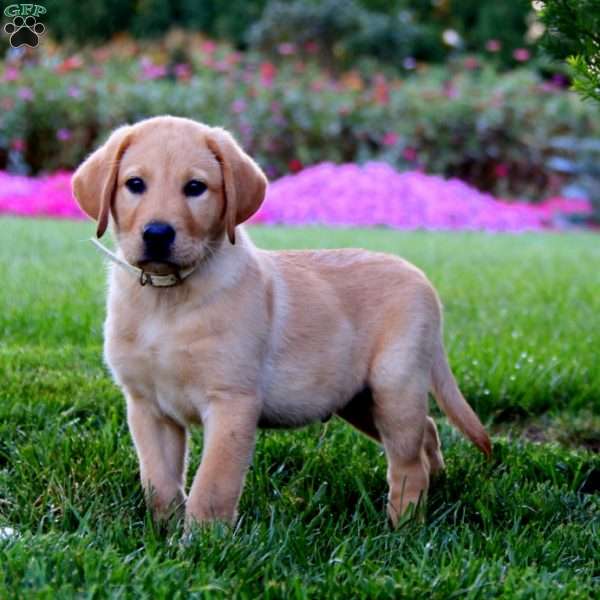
142, 221, 175, 262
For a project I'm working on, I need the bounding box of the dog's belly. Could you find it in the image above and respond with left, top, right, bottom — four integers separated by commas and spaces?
258, 390, 337, 428
255, 313, 366, 428
258, 356, 364, 428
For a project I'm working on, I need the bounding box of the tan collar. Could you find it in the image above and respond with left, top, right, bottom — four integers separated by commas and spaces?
90, 238, 198, 288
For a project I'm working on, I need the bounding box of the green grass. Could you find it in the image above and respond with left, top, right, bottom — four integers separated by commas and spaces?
0, 217, 598, 598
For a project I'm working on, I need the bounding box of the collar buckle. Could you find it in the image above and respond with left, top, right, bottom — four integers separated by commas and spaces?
139, 270, 152, 287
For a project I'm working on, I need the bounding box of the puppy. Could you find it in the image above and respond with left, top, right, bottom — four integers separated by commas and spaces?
72, 116, 491, 528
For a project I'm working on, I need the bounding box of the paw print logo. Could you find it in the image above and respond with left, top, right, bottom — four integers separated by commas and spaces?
4, 15, 45, 48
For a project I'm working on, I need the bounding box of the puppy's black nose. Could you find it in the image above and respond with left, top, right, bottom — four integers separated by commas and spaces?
142, 222, 175, 259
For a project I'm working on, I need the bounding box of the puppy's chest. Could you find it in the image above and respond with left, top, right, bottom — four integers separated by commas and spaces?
106, 314, 207, 425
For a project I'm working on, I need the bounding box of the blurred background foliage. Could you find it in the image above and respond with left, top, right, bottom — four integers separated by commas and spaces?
1, 0, 598, 217
41, 0, 539, 69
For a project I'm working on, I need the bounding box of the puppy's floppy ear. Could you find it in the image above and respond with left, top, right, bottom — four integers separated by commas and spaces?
72, 125, 132, 238
206, 127, 267, 245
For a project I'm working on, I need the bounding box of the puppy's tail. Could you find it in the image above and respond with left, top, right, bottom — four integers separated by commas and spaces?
431, 338, 491, 456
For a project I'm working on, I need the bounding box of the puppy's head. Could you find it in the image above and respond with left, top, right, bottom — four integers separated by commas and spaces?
72, 116, 267, 273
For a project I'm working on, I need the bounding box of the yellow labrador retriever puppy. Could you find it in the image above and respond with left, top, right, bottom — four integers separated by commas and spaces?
72, 116, 491, 528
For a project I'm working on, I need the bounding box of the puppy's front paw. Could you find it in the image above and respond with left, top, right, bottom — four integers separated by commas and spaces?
180, 518, 232, 547
146, 486, 187, 523
387, 494, 427, 528
184, 502, 238, 530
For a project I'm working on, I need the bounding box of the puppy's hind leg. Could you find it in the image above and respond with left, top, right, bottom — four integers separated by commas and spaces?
370, 350, 432, 526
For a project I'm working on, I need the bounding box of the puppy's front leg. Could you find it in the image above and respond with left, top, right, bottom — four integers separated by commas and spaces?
126, 395, 188, 520
186, 394, 259, 527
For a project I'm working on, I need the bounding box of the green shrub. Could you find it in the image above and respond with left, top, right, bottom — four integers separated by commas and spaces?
248, 0, 539, 69
248, 0, 421, 69
1, 36, 597, 200
43, 0, 133, 44
36, 1, 540, 69
42, 0, 268, 47
409, 0, 536, 64
540, 0, 600, 104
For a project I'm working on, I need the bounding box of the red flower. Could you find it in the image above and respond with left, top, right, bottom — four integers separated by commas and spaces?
3, 66, 20, 81
55, 56, 84, 74
402, 147, 418, 162
288, 159, 303, 173
11, 138, 26, 151
463, 56, 480, 70
260, 62, 277, 87
494, 163, 509, 178
373, 75, 389, 106
304, 41, 319, 54
277, 43, 296, 56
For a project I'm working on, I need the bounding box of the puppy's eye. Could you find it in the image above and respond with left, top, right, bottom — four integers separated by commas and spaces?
125, 177, 146, 194
183, 179, 207, 197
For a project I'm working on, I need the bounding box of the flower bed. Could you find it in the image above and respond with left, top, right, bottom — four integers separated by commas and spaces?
1, 34, 598, 201
0, 165, 590, 232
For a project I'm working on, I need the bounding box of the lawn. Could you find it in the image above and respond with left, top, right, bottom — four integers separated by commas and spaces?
0, 217, 598, 598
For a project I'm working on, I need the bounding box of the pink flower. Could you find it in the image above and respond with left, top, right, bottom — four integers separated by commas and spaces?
213, 60, 230, 73
140, 58, 167, 80
231, 98, 246, 113
68, 86, 82, 98
513, 48, 531, 62
382, 132, 399, 147
56, 128, 72, 142
174, 63, 192, 81
3, 66, 20, 81
485, 39, 502, 52
201, 40, 217, 54
443, 82, 459, 99
0, 166, 592, 231
11, 138, 26, 151
18, 87, 34, 101
277, 43, 296, 56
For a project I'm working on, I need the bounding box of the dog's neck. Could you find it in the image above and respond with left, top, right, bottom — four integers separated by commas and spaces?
107, 226, 259, 308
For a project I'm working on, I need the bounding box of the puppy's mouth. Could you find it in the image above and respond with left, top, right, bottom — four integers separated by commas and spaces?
137, 259, 183, 275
